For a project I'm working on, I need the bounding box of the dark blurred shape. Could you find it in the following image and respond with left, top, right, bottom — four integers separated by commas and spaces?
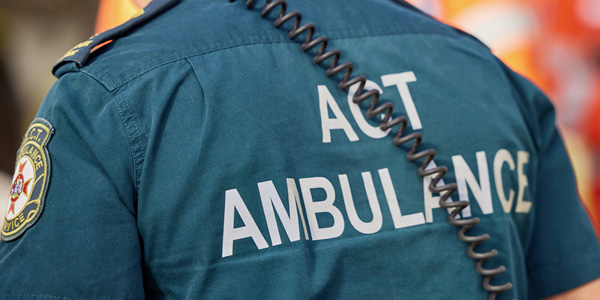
1, 0, 92, 11
0, 59, 21, 174
0, 0, 99, 175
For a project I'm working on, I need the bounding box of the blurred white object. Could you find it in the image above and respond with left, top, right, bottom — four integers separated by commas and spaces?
577, 0, 600, 28
449, 1, 535, 57
0, 171, 11, 221
409, 0, 443, 18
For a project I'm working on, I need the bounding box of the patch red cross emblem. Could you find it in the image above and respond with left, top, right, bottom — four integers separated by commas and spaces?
2, 118, 54, 242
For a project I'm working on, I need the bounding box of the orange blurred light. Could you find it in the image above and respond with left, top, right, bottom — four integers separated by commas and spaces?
95, 0, 139, 33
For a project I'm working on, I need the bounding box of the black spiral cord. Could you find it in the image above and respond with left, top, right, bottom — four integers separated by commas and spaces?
231, 0, 514, 298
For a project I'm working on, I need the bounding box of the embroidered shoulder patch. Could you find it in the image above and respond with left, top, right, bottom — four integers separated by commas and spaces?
2, 119, 54, 242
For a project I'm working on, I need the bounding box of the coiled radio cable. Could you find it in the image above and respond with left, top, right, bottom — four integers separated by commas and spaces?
231, 0, 514, 298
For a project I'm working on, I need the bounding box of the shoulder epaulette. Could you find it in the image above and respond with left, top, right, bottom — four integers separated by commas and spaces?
52, 0, 180, 76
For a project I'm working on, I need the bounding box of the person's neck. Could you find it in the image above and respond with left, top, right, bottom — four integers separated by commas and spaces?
133, 0, 152, 9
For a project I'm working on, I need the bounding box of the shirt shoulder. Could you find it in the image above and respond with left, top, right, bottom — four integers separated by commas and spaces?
52, 0, 490, 92
53, 0, 180, 78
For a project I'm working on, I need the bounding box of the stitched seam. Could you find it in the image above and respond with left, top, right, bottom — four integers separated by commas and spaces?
80, 69, 111, 91
109, 40, 290, 90
76, 72, 137, 216
112, 97, 141, 215
91, 25, 439, 87
122, 99, 143, 193
102, 30, 484, 91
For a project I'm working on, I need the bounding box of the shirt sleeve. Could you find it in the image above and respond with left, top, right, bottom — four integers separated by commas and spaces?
0, 70, 144, 299
504, 66, 600, 299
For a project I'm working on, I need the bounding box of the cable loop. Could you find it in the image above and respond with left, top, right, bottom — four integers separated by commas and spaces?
232, 0, 514, 298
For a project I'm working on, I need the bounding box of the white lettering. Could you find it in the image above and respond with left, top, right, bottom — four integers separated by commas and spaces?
318, 85, 359, 143
347, 80, 390, 139
300, 177, 345, 240
339, 172, 383, 234
452, 152, 493, 216
493, 149, 516, 213
381, 72, 422, 130
515, 151, 532, 213
287, 178, 310, 240
222, 189, 269, 258
379, 168, 425, 228
258, 180, 302, 246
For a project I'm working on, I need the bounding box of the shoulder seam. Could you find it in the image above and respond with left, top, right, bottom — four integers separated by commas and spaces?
89, 29, 487, 92
111, 94, 144, 212
80, 68, 112, 91
77, 71, 142, 216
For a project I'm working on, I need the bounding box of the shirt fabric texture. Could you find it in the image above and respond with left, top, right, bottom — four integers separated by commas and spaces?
1, 0, 599, 299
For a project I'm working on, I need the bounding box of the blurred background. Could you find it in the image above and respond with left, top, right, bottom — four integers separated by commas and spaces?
0, 0, 599, 239
407, 0, 600, 239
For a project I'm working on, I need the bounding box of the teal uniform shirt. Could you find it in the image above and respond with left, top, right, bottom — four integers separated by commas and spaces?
2, 0, 600, 299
